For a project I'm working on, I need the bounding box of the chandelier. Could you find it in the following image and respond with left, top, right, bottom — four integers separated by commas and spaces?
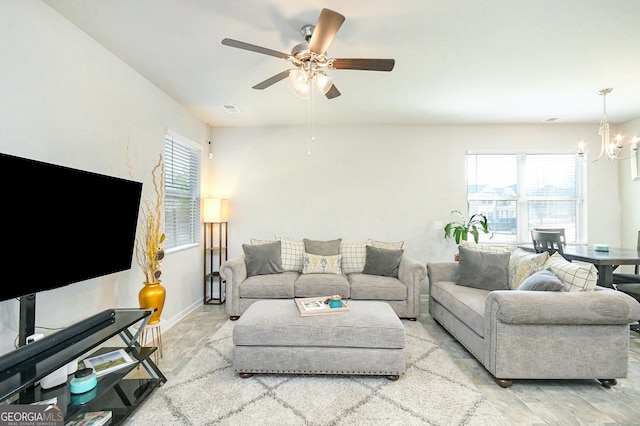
578, 88, 639, 161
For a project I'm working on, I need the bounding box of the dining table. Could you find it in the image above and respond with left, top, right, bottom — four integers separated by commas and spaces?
520, 244, 640, 288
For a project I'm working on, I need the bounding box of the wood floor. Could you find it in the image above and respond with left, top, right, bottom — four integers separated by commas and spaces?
154, 301, 640, 425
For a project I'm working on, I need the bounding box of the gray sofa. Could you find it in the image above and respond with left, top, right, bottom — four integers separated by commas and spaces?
427, 256, 640, 388
220, 238, 427, 320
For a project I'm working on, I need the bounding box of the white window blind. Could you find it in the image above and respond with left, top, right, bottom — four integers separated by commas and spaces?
164, 132, 201, 249
467, 153, 585, 244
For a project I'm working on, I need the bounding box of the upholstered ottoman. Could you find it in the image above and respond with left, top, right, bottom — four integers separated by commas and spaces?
233, 299, 406, 380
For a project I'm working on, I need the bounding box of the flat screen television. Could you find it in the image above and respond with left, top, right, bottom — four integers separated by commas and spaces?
0, 152, 143, 344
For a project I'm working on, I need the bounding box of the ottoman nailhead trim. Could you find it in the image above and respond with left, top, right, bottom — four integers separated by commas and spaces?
235, 369, 401, 375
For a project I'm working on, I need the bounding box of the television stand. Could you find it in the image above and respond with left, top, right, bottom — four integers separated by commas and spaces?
0, 308, 166, 425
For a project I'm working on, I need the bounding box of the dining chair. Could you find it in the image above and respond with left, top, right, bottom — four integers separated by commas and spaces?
532, 227, 566, 246
612, 231, 640, 284
531, 230, 565, 256
612, 231, 640, 333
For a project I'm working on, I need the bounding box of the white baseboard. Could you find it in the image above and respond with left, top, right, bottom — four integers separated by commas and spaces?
159, 299, 202, 334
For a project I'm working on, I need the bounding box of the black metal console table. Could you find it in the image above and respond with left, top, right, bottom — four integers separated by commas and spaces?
0, 308, 166, 425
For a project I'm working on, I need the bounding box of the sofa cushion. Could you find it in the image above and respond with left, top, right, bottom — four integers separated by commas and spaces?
429, 281, 489, 337
303, 238, 342, 255
508, 248, 549, 289
367, 239, 404, 249
302, 252, 342, 274
294, 273, 350, 298
348, 273, 407, 300
238, 271, 297, 298
275, 235, 305, 272
517, 270, 564, 291
544, 252, 598, 292
340, 242, 367, 274
457, 246, 510, 290
362, 246, 404, 277
242, 241, 284, 277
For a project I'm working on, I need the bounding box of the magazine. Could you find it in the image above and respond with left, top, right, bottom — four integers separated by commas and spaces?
82, 349, 135, 377
295, 297, 350, 317
65, 410, 112, 426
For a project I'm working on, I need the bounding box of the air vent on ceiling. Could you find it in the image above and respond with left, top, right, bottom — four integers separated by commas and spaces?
545, 117, 559, 122
221, 104, 241, 113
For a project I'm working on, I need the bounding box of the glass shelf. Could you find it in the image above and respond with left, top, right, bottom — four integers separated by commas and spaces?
0, 309, 166, 425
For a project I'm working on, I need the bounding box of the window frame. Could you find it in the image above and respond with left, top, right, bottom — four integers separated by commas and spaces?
466, 151, 587, 245
164, 129, 202, 252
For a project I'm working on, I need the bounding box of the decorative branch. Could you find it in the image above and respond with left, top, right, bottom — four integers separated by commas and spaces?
127, 140, 165, 283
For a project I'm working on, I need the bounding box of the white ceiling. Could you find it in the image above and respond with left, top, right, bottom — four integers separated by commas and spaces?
43, 0, 640, 127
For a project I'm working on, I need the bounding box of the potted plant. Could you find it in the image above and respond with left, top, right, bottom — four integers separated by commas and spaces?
444, 210, 492, 244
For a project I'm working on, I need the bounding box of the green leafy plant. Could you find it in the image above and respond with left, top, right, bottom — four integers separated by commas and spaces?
443, 210, 492, 244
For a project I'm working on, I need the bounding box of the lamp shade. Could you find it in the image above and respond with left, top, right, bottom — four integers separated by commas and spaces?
204, 198, 229, 223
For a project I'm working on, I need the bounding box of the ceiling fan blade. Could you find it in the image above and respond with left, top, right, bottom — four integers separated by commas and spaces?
308, 8, 345, 54
252, 70, 290, 90
331, 58, 395, 71
325, 84, 341, 99
222, 38, 290, 59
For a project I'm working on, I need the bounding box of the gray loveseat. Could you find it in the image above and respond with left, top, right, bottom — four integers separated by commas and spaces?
220, 237, 427, 320
427, 244, 640, 388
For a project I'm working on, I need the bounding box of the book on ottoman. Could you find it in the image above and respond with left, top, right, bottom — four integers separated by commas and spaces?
295, 296, 350, 316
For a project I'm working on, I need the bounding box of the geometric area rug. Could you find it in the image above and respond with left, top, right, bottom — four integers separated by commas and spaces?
125, 320, 508, 425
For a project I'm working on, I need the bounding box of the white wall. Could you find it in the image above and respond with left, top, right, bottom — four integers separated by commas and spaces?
619, 118, 640, 269
0, 1, 208, 354
210, 123, 624, 295
2, 0, 635, 356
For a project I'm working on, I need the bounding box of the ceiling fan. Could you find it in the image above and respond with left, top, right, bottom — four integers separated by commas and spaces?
221, 8, 395, 99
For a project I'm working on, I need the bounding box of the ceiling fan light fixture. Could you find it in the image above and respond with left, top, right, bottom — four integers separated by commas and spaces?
314, 71, 333, 95
289, 69, 311, 99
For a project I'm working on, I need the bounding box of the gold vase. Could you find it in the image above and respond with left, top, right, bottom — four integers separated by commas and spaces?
139, 281, 166, 324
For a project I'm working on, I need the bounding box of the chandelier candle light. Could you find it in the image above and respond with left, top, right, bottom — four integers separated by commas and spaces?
578, 88, 639, 162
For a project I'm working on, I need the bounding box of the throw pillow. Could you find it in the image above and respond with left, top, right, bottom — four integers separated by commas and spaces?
302, 252, 342, 274
242, 241, 283, 277
250, 238, 274, 245
362, 246, 404, 277
507, 248, 549, 289
459, 241, 514, 254
367, 239, 404, 250
544, 252, 598, 292
275, 236, 305, 272
457, 246, 511, 290
303, 238, 342, 256
517, 270, 565, 291
339, 242, 367, 274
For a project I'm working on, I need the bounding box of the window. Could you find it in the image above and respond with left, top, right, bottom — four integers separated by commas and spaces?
467, 153, 585, 244
164, 130, 201, 250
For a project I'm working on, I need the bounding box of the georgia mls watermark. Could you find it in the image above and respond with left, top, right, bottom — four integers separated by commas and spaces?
0, 404, 64, 426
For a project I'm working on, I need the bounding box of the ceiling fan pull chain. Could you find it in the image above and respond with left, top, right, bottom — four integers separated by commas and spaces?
308, 80, 315, 156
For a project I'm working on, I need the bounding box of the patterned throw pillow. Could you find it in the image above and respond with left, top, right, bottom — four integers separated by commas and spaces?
339, 242, 367, 274
250, 238, 274, 245
459, 241, 513, 254
275, 236, 305, 272
367, 239, 404, 250
544, 252, 598, 292
302, 252, 342, 274
508, 248, 549, 289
